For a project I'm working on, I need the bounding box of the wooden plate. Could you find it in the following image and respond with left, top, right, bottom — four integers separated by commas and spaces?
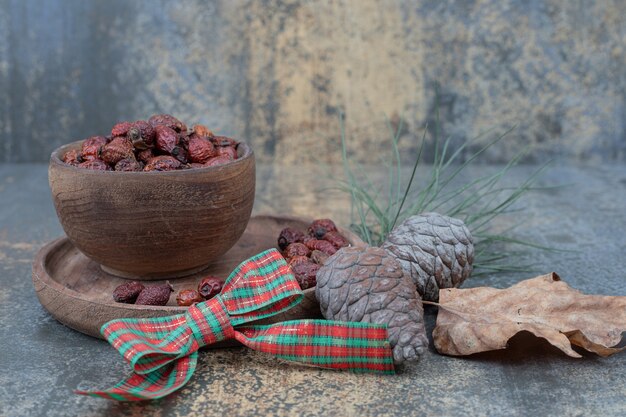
32, 215, 364, 339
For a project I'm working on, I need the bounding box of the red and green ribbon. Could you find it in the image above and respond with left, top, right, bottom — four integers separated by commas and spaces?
75, 249, 394, 401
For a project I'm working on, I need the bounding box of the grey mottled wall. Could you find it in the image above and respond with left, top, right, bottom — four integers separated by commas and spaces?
1, 0, 625, 164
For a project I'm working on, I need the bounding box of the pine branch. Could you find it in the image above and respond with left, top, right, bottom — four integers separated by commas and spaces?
334, 96, 557, 277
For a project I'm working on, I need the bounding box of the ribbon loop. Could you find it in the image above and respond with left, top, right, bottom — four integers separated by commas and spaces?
219, 249, 303, 325
76, 249, 395, 401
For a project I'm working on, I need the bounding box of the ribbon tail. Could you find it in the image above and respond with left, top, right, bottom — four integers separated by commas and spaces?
234, 319, 395, 374
74, 352, 198, 401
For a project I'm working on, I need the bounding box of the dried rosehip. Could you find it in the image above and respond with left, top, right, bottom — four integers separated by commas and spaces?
113, 281, 145, 303
135, 282, 173, 306
216, 145, 237, 160
128, 120, 155, 149
178, 132, 191, 148
149, 114, 187, 132
77, 159, 111, 170
136, 148, 155, 163
176, 289, 204, 306
322, 231, 349, 249
284, 242, 310, 258
187, 134, 215, 163
277, 227, 306, 251
307, 219, 338, 239
171, 146, 189, 164
81, 136, 107, 161
212, 135, 237, 147
114, 158, 143, 172
198, 277, 223, 299
143, 155, 181, 171
154, 125, 180, 154
310, 250, 330, 265
70, 116, 241, 172
291, 261, 320, 290
111, 121, 133, 137
304, 239, 337, 256
193, 124, 213, 138
101, 137, 134, 166
62, 149, 82, 166
204, 155, 232, 167
288, 255, 310, 267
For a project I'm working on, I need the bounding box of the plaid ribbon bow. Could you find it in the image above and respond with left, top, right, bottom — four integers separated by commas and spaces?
75, 249, 394, 401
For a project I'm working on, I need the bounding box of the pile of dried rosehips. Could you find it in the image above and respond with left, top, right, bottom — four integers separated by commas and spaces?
112, 276, 224, 307
277, 219, 349, 290
62, 114, 239, 171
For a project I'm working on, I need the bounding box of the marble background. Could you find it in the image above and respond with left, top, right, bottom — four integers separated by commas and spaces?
1, 0, 625, 164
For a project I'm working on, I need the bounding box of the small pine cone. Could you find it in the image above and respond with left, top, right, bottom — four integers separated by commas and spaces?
316, 246, 428, 364
382, 213, 474, 302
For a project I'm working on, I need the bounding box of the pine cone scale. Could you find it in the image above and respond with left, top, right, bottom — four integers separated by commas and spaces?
383, 212, 474, 302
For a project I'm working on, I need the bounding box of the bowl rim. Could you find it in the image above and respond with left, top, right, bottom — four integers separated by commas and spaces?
50, 139, 254, 175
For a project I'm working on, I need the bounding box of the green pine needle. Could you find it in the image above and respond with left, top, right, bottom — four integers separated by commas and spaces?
336, 104, 557, 277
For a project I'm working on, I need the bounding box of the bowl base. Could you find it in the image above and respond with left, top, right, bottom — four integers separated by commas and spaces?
100, 263, 211, 280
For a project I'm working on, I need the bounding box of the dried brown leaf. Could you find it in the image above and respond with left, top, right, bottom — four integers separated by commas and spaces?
431, 273, 626, 357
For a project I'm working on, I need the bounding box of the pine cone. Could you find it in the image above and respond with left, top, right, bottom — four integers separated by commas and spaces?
382, 213, 474, 302
315, 246, 428, 364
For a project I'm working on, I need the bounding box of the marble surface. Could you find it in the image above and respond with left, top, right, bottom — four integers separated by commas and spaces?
0, 162, 625, 416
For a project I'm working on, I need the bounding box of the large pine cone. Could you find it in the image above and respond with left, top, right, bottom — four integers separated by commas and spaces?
315, 246, 428, 364
382, 212, 474, 302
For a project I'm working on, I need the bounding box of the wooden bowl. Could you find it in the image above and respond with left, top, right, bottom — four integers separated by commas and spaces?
48, 140, 255, 279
